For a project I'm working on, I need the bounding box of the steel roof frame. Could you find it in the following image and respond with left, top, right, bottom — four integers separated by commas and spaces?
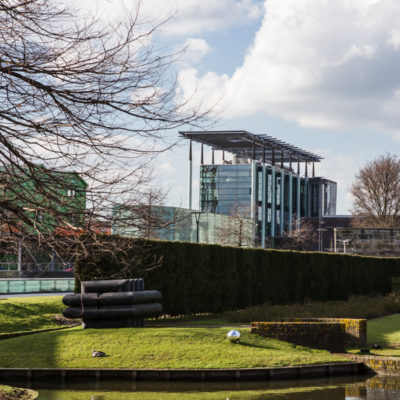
179, 130, 322, 163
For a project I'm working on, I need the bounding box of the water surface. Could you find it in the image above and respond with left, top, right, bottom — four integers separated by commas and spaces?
23, 375, 400, 399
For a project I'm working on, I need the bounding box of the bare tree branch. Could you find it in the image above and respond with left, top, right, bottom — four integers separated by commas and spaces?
0, 0, 211, 273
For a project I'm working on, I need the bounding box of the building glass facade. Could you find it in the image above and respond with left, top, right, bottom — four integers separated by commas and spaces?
200, 165, 252, 215
112, 206, 255, 247
200, 163, 337, 242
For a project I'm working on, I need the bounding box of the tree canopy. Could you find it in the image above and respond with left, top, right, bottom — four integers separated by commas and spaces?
0, 0, 208, 270
350, 153, 400, 228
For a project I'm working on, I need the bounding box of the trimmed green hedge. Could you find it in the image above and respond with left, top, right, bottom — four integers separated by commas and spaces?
75, 237, 400, 315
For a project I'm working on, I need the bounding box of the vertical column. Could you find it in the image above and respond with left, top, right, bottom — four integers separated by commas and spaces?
261, 146, 267, 248
297, 175, 301, 231
319, 181, 324, 218
288, 171, 293, 232
250, 140, 257, 220
271, 166, 276, 238
251, 159, 257, 220
17, 240, 22, 272
188, 140, 193, 210
304, 176, 309, 217
280, 170, 285, 236
333, 228, 337, 253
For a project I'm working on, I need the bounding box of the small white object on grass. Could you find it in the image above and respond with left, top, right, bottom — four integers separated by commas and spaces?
227, 329, 241, 343
92, 350, 107, 357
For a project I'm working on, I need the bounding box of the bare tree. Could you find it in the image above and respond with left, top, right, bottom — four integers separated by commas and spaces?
280, 216, 318, 251
111, 187, 179, 239
350, 153, 400, 228
0, 0, 209, 273
216, 202, 255, 247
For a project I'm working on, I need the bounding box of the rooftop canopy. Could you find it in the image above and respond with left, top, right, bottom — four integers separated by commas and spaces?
179, 130, 322, 163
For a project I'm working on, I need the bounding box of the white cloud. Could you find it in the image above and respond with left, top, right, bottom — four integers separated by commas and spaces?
388, 30, 400, 50
177, 0, 400, 134
181, 38, 211, 63
141, 0, 264, 36
72, 0, 263, 36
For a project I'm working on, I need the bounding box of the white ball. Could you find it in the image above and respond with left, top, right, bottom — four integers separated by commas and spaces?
227, 329, 241, 343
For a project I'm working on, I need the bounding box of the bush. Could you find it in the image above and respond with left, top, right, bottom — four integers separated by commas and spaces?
75, 236, 400, 315
223, 294, 400, 322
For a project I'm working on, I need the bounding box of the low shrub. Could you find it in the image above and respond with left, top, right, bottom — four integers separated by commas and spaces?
223, 293, 400, 323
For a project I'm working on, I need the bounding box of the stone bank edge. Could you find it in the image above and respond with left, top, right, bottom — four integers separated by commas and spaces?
0, 362, 370, 382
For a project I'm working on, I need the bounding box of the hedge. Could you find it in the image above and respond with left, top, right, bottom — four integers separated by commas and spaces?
75, 236, 400, 315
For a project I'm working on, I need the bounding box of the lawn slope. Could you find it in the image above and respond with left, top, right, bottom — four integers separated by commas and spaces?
368, 314, 400, 344
0, 326, 346, 369
0, 295, 65, 335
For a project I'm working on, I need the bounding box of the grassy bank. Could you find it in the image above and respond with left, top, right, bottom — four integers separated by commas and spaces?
0, 385, 37, 400
368, 314, 400, 344
345, 314, 400, 357
0, 295, 65, 335
222, 294, 400, 323
0, 326, 346, 369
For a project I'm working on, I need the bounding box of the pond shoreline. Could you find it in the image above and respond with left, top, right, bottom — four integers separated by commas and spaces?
0, 362, 370, 383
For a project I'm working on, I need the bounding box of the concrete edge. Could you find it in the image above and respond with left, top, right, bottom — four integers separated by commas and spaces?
0, 362, 370, 382
342, 354, 400, 375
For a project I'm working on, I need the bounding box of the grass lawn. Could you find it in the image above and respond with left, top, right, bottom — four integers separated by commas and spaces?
0, 295, 65, 335
0, 326, 347, 369
367, 314, 400, 345
347, 314, 400, 357
0, 384, 38, 399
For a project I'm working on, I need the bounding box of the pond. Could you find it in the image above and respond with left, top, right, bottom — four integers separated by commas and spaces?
12, 375, 400, 399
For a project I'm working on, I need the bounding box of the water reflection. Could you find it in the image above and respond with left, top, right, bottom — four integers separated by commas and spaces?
346, 375, 400, 399
11, 375, 400, 399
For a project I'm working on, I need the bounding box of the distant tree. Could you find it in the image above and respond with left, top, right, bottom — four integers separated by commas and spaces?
216, 202, 255, 247
112, 188, 180, 240
350, 153, 400, 228
280, 216, 317, 251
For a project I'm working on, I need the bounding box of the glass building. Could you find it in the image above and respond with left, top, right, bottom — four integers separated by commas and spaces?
112, 205, 255, 247
180, 130, 337, 247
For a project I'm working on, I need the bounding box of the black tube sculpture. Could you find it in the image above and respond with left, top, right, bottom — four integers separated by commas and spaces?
62, 279, 162, 329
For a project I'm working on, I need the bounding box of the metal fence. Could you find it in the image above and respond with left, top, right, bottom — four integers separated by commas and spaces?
0, 262, 73, 272
0, 278, 75, 294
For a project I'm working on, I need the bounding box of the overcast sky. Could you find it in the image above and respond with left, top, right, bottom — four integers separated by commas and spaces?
80, 0, 400, 214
